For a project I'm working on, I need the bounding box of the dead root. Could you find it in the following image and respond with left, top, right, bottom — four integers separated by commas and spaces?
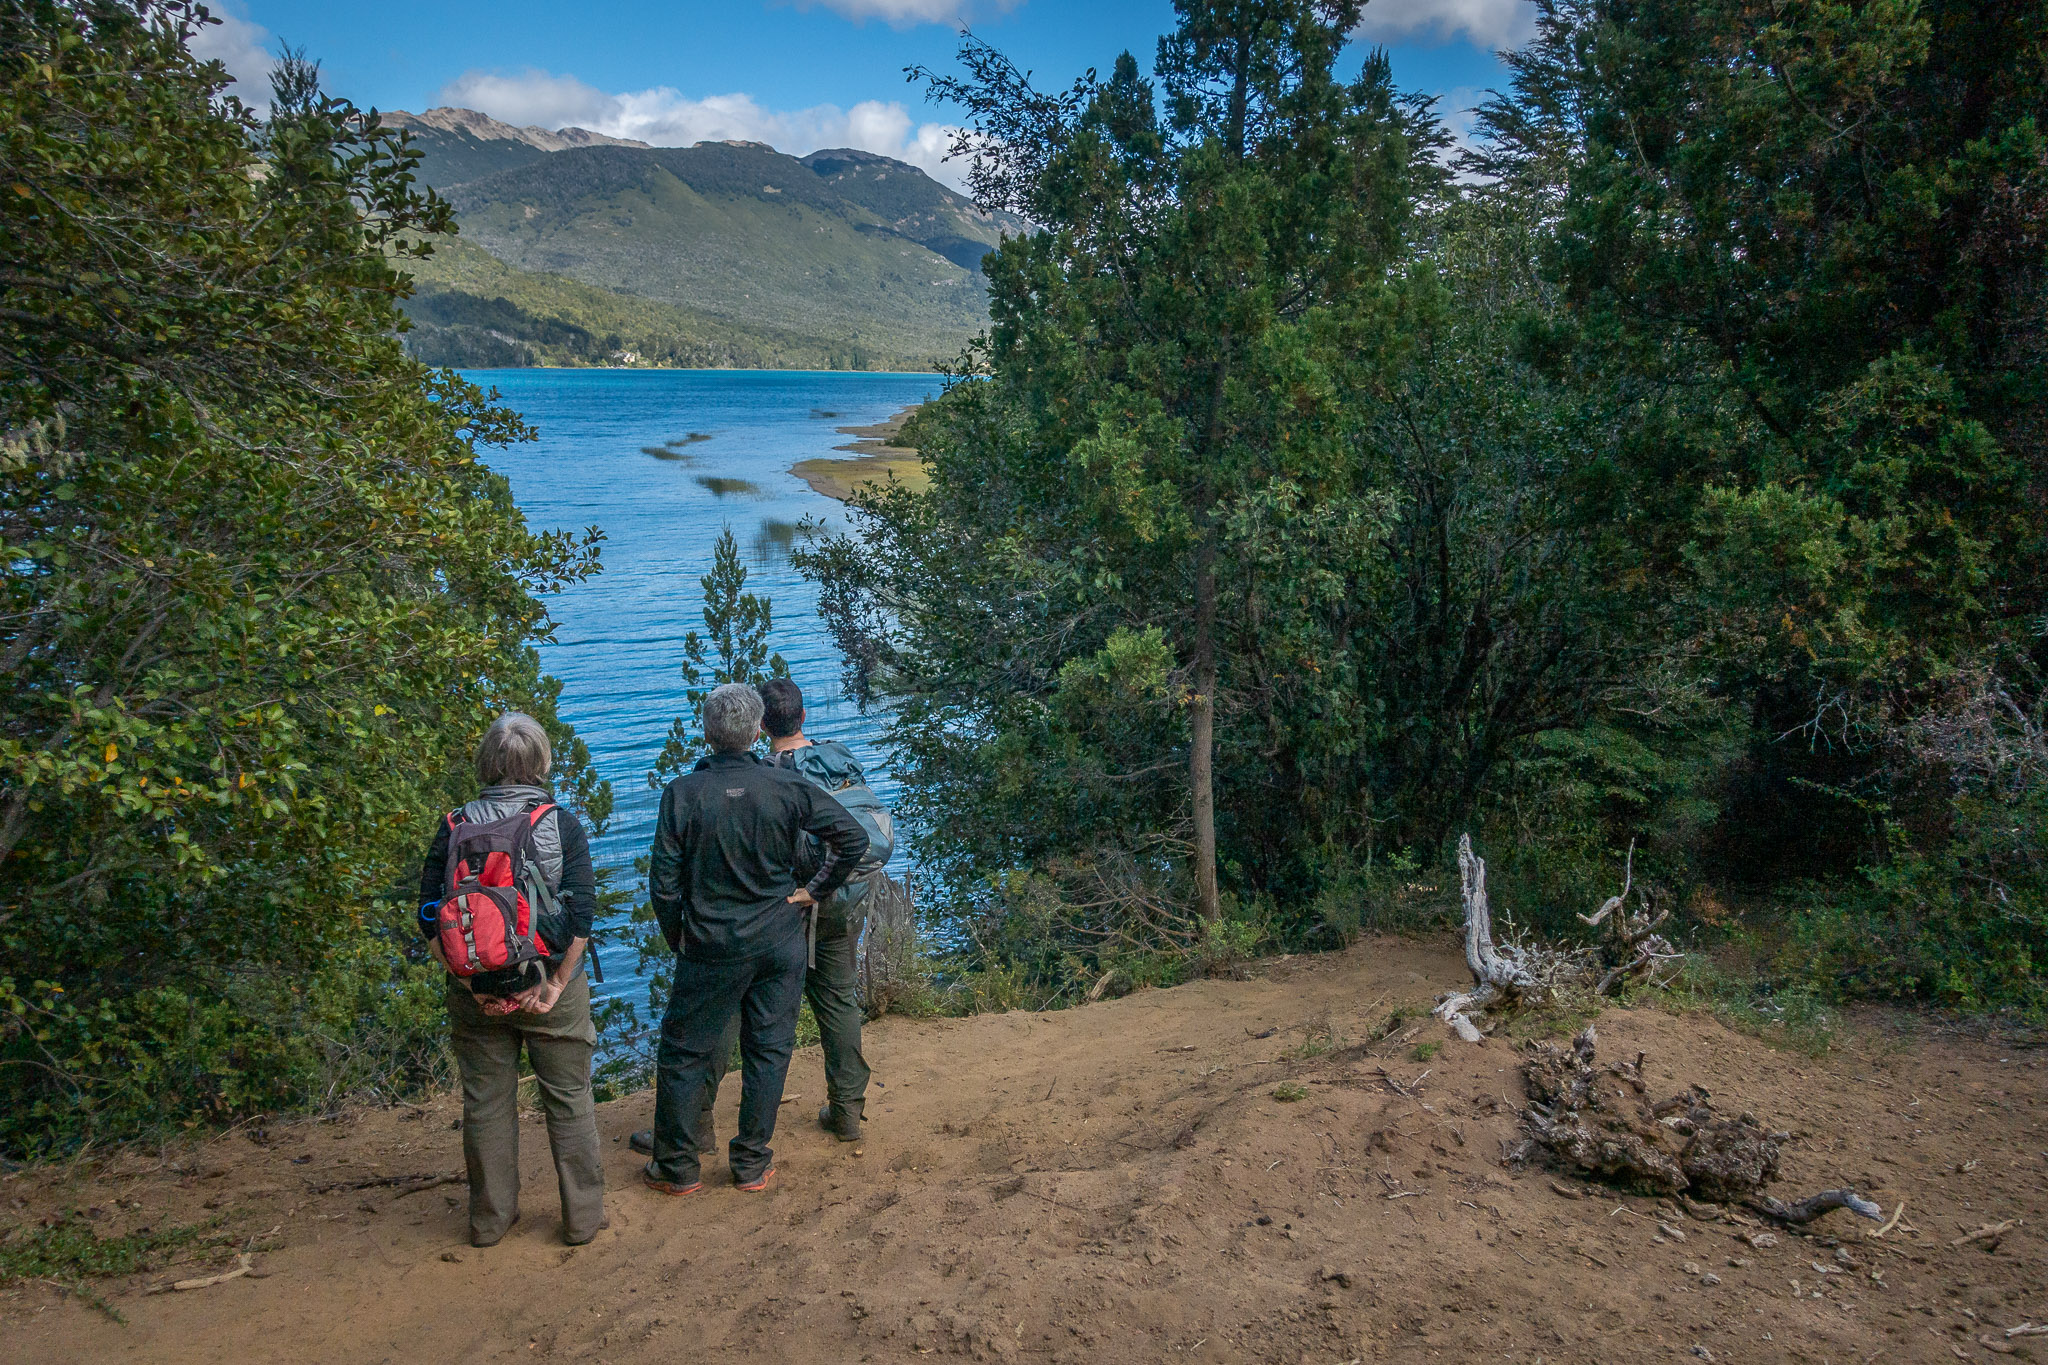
1432, 835, 1679, 1042
1509, 1025, 1881, 1227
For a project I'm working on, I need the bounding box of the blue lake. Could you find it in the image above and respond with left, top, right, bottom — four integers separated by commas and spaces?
468, 367, 942, 1008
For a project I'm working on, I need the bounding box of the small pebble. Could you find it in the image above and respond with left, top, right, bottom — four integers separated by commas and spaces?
1700, 1273, 1721, 1286
1659, 1222, 1687, 1241
441, 1250, 464, 1263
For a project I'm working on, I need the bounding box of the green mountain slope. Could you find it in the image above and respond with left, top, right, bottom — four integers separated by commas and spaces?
399, 236, 929, 371
389, 109, 1024, 368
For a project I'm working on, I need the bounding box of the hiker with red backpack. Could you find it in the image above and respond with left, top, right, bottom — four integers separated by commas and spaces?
417, 712, 606, 1248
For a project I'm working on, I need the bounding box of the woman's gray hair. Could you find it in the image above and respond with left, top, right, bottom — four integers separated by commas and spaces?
702, 683, 764, 754
476, 711, 553, 787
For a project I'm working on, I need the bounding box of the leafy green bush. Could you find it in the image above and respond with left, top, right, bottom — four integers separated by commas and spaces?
0, 6, 606, 1153
1779, 794, 2048, 1018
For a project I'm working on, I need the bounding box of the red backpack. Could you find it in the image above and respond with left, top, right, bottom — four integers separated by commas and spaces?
436, 800, 556, 979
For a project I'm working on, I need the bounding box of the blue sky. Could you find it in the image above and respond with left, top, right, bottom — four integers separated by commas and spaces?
193, 0, 1528, 187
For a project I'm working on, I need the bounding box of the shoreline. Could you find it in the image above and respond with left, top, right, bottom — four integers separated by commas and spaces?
792, 404, 930, 502
454, 365, 947, 377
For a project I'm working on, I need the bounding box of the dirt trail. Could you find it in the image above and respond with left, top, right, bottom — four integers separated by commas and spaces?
7, 937, 2046, 1363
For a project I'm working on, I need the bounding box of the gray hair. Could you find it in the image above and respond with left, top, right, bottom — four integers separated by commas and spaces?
476, 711, 552, 787
702, 683, 764, 754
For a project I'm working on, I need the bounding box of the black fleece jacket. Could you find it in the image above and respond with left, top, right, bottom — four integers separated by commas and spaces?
648, 750, 868, 961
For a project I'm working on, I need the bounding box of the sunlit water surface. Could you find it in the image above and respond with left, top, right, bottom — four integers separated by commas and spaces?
469, 368, 940, 1011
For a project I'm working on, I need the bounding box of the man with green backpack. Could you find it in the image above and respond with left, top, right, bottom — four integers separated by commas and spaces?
758, 678, 894, 1143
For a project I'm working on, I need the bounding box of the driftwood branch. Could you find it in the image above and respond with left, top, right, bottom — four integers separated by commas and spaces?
172, 1254, 252, 1291
1434, 834, 1539, 1042
1752, 1189, 1884, 1225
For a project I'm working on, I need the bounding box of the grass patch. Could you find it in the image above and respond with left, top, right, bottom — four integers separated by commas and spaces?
1272, 1082, 1308, 1102
1409, 1040, 1441, 1062
1636, 958, 1839, 1056
1290, 1012, 1344, 1059
1499, 989, 1605, 1042
0, 1211, 232, 1322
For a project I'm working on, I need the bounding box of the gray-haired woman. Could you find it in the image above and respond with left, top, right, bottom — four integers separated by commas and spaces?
418, 712, 607, 1247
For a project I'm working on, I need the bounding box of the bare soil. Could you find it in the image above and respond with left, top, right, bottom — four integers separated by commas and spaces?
7, 936, 2046, 1363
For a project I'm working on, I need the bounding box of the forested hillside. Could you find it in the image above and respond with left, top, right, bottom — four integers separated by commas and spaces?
393, 111, 1025, 369
402, 237, 906, 370
804, 0, 2048, 1017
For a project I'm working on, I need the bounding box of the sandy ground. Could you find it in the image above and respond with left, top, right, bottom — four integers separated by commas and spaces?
792, 408, 928, 501
6, 935, 2046, 1363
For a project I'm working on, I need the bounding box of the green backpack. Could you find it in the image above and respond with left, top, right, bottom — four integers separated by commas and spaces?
776, 739, 895, 918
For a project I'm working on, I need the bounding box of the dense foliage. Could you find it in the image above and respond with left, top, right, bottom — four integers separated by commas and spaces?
0, 1, 606, 1153
806, 0, 2048, 1012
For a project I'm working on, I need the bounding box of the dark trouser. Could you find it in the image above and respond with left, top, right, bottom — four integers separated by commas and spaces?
447, 973, 606, 1245
649, 929, 807, 1185
680, 1012, 740, 1154
807, 911, 870, 1118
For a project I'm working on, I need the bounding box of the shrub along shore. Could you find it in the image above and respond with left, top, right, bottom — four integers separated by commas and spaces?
3, 0, 2044, 1158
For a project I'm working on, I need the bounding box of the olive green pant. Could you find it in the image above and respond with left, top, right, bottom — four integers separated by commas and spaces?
447, 972, 606, 1245
808, 911, 870, 1117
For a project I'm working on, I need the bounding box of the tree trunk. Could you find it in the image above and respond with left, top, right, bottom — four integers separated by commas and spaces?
1191, 527, 1221, 924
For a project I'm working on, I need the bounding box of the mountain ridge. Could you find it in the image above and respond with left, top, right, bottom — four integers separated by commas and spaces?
391, 106, 1017, 369
388, 106, 651, 154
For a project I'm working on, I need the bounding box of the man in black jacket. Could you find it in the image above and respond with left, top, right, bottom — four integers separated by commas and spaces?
643, 683, 868, 1195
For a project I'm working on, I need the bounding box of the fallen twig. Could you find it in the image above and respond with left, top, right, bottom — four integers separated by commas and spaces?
173, 1253, 252, 1291
311, 1170, 461, 1195
1951, 1220, 2015, 1248
1866, 1198, 1907, 1240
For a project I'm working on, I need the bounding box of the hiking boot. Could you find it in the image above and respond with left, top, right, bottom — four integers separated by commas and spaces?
629, 1129, 653, 1155
641, 1164, 704, 1197
736, 1167, 776, 1193
817, 1104, 862, 1143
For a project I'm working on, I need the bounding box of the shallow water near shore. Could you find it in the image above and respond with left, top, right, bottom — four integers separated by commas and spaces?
468, 367, 941, 1011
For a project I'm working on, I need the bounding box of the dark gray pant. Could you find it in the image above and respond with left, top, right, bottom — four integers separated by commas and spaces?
447, 973, 606, 1245
649, 930, 807, 1185
808, 912, 870, 1117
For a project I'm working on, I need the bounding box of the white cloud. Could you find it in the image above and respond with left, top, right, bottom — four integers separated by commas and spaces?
184, 1, 275, 104
1432, 84, 1490, 157
437, 69, 970, 190
1356, 0, 1537, 50
784, 0, 1019, 30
